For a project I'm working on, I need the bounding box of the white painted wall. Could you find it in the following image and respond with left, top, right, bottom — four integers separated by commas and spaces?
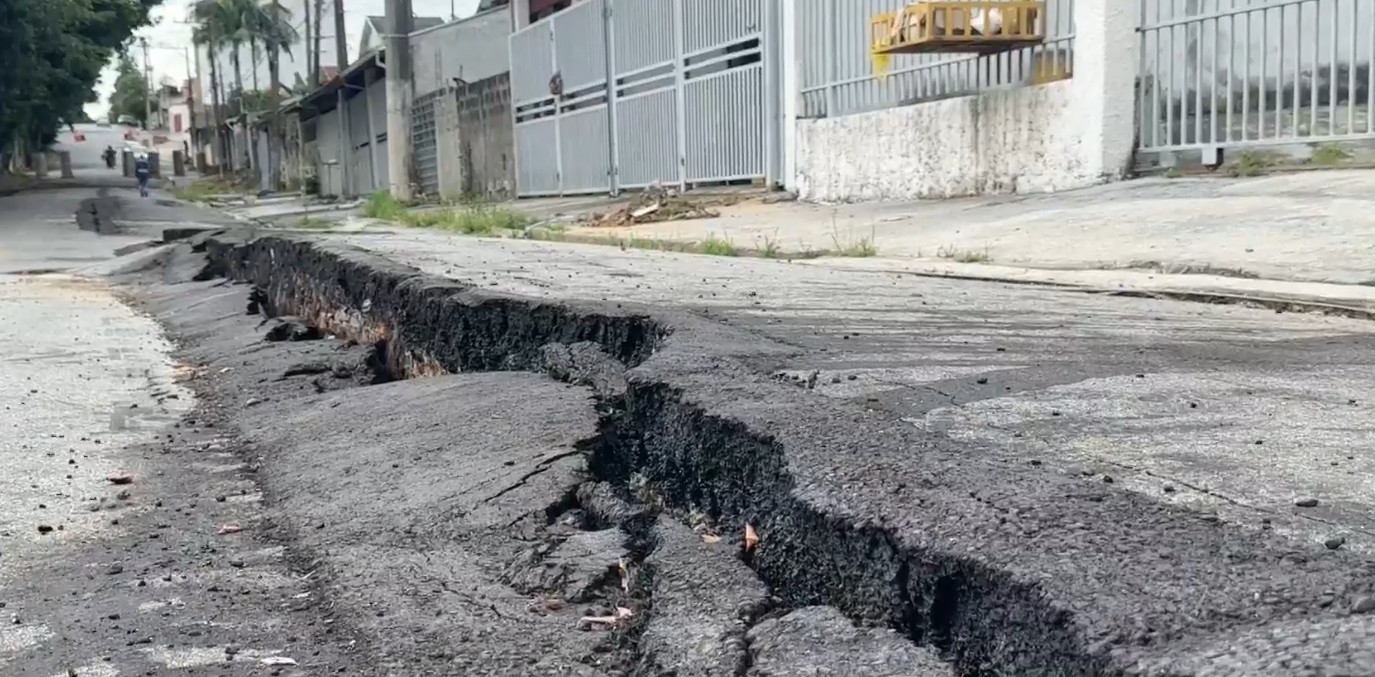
789, 1, 1137, 201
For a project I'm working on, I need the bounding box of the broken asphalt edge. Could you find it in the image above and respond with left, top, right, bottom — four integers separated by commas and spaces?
195, 228, 1375, 675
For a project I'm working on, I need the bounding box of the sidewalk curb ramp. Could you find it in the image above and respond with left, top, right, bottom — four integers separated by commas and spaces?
198, 230, 1375, 675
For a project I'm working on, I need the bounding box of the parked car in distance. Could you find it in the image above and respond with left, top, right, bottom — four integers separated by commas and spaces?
117, 114, 138, 127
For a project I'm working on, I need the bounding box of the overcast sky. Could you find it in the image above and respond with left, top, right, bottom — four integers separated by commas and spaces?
88, 0, 485, 118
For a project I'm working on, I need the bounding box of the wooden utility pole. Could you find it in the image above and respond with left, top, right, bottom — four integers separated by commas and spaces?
333, 0, 350, 194
185, 46, 199, 160
333, 0, 348, 73
385, 0, 413, 200
303, 0, 313, 84
313, 0, 324, 85
140, 37, 154, 130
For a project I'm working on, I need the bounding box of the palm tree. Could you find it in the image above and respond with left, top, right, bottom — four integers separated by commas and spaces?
258, 1, 299, 189
192, 0, 234, 173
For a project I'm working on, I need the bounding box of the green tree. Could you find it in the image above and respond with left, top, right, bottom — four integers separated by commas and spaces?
107, 52, 150, 126
0, 0, 162, 167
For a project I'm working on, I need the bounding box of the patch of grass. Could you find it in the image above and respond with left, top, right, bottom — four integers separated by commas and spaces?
699, 234, 738, 257
1163, 166, 1184, 179
521, 225, 877, 260
173, 178, 237, 203
936, 244, 990, 263
362, 190, 408, 220
1311, 143, 1353, 166
389, 202, 536, 235
1227, 150, 1273, 177
295, 215, 333, 229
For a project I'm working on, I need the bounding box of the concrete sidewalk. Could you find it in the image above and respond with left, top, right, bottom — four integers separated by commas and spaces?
551, 170, 1375, 284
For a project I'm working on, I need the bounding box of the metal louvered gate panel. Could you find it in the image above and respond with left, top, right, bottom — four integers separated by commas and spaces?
510, 0, 613, 196
680, 0, 767, 183
509, 0, 780, 196
412, 92, 442, 196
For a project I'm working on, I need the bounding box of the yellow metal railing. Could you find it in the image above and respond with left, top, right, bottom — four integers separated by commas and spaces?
871, 1, 1044, 58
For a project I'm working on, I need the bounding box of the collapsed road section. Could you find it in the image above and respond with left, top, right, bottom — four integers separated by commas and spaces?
121, 230, 1375, 676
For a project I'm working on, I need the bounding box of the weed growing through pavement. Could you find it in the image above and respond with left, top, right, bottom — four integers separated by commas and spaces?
829, 219, 879, 258
1228, 150, 1273, 177
700, 234, 738, 257
936, 244, 990, 263
1311, 143, 1353, 166
755, 231, 781, 258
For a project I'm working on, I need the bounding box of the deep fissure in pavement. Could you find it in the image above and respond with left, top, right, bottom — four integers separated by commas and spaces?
202, 233, 1107, 676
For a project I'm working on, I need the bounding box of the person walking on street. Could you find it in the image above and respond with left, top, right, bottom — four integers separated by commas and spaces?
134, 153, 152, 198
102, 146, 116, 169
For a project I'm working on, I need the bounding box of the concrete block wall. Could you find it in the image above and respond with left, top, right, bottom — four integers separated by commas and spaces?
454, 73, 515, 200
788, 1, 1137, 202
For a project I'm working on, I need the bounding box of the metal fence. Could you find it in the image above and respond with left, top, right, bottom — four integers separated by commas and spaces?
1137, 0, 1375, 160
412, 90, 443, 195
510, 0, 777, 196
798, 0, 1076, 119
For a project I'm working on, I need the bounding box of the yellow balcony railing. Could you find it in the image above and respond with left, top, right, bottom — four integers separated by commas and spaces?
871, 1, 1045, 56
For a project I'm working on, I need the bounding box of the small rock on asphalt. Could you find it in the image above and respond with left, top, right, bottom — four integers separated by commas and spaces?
1295, 498, 1320, 508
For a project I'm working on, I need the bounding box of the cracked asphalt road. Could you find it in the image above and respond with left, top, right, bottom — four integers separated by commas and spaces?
334, 230, 1375, 554
11, 176, 1375, 675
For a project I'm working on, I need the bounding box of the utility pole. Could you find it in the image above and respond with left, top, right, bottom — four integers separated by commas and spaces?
185, 46, 199, 160
313, 0, 324, 85
140, 37, 154, 131
303, 0, 313, 84
385, 0, 413, 200
333, 0, 350, 194
333, 0, 348, 74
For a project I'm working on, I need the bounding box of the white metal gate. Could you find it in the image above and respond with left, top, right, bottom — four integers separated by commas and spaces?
510, 0, 779, 196
1136, 0, 1375, 166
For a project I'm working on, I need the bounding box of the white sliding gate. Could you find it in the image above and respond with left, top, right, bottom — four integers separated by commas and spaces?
510, 0, 780, 196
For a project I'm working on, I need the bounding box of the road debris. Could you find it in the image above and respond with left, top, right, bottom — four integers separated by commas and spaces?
585, 185, 718, 227
217, 523, 244, 535
578, 606, 634, 629
261, 656, 298, 666
744, 523, 759, 552
107, 474, 134, 485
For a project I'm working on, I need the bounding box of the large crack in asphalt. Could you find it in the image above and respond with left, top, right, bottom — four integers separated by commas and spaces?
169, 230, 1375, 675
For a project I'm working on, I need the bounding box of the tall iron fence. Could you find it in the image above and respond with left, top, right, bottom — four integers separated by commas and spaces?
1137, 0, 1375, 159
509, 0, 778, 196
797, 0, 1077, 119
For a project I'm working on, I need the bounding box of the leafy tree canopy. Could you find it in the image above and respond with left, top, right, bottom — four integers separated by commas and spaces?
0, 0, 162, 158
